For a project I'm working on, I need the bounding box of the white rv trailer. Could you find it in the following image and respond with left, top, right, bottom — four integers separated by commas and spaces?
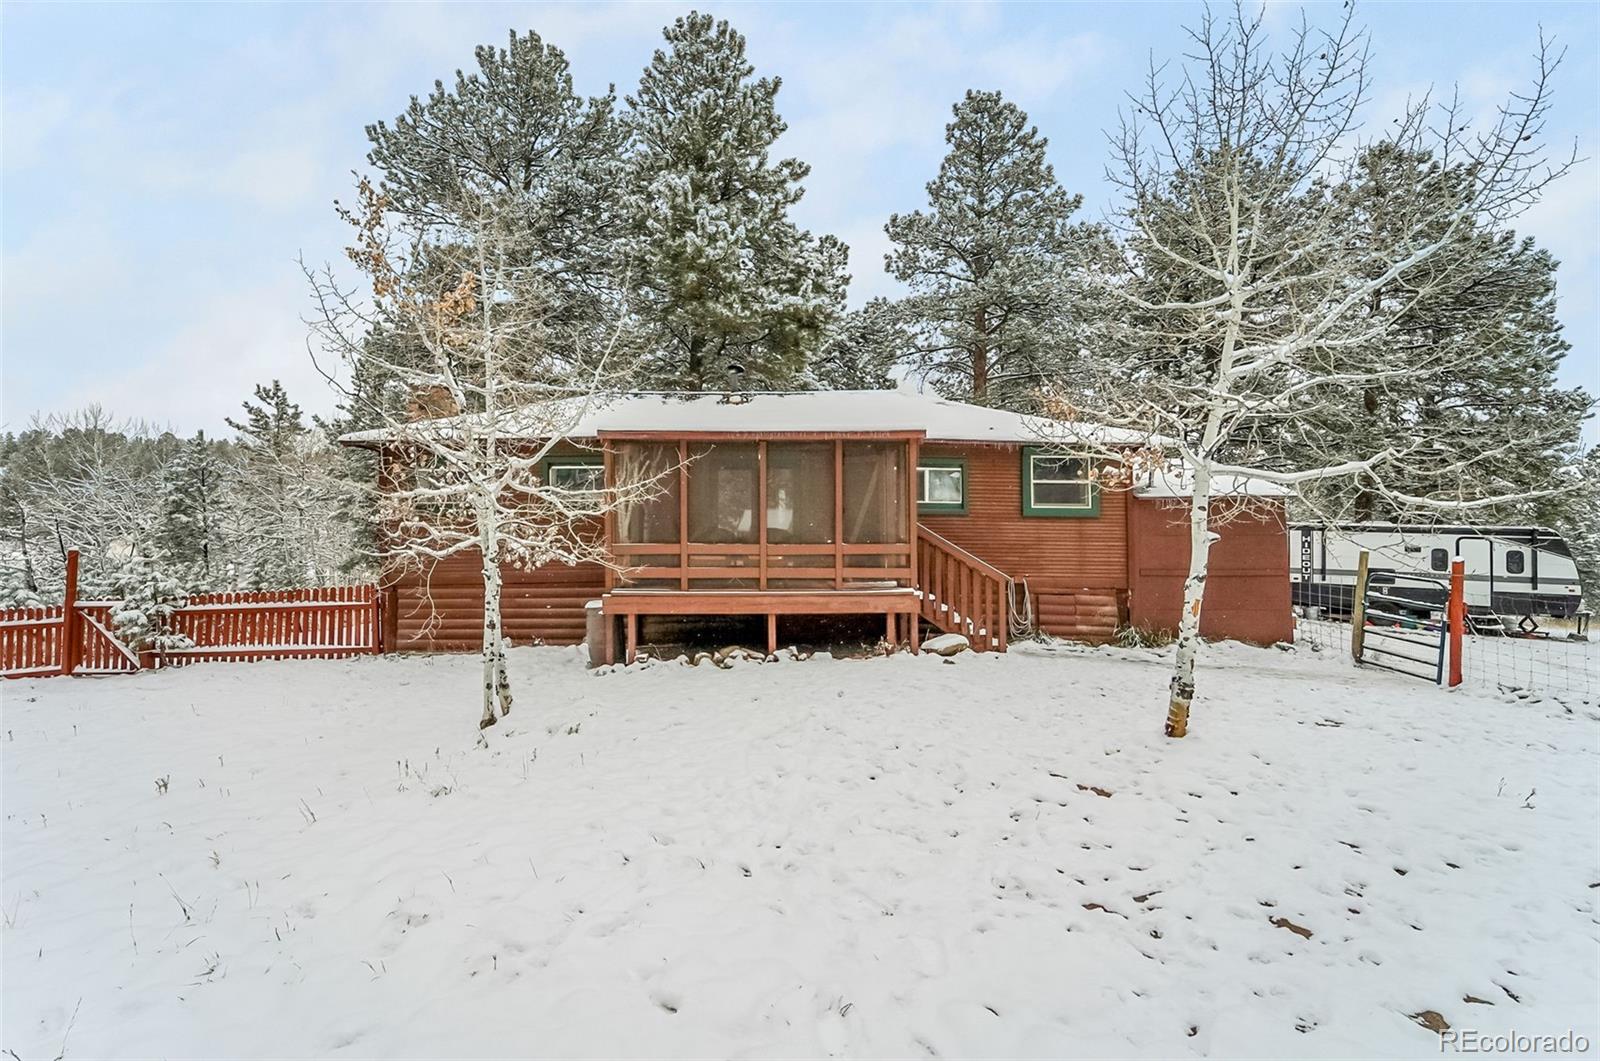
1290, 524, 1585, 626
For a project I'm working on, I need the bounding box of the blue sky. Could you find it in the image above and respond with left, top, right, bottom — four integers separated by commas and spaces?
4, 1, 1596, 440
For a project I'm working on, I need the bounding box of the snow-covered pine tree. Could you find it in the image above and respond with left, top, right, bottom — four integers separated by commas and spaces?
883, 90, 1102, 409
624, 11, 847, 390
1283, 143, 1594, 522
226, 382, 352, 588
807, 298, 903, 390
107, 550, 193, 654
1046, 5, 1573, 739
158, 431, 231, 588
364, 28, 628, 349
1556, 451, 1600, 611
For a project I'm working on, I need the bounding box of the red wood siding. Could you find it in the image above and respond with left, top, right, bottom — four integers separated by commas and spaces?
1126, 497, 1293, 645
380, 440, 606, 652
390, 553, 604, 651
918, 443, 1128, 642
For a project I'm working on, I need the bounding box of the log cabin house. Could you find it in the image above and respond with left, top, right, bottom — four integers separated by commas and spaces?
340, 390, 1293, 662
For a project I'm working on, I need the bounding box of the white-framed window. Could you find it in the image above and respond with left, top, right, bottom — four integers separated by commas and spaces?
917, 462, 965, 513
546, 461, 604, 495
1022, 449, 1096, 516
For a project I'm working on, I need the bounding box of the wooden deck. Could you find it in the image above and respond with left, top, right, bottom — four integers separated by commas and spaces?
601, 588, 919, 664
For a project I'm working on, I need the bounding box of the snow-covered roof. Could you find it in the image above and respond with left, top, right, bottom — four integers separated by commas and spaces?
1131, 467, 1292, 500
338, 389, 1152, 447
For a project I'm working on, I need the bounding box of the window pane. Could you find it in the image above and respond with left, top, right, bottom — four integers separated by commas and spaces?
615, 443, 679, 544
1430, 548, 1449, 572
921, 466, 962, 504
688, 442, 758, 544
1033, 480, 1090, 507
549, 464, 603, 492
767, 442, 834, 545
1031, 455, 1086, 483
1505, 549, 1525, 574
843, 442, 906, 544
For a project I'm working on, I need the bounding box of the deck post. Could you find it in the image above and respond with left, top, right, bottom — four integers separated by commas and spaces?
885, 610, 895, 653
758, 441, 768, 590
766, 612, 777, 657
1448, 558, 1465, 687
1350, 549, 1370, 663
625, 612, 637, 665
602, 442, 616, 591
678, 440, 689, 590
61, 549, 80, 676
833, 440, 844, 589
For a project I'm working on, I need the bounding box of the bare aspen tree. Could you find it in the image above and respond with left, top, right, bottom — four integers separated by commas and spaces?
308, 182, 647, 730
1046, 5, 1575, 738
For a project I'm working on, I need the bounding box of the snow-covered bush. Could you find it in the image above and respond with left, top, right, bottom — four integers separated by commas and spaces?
107, 552, 193, 653
0, 556, 43, 608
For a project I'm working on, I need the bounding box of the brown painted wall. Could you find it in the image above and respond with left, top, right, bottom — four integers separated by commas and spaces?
918, 443, 1127, 642
1126, 498, 1293, 645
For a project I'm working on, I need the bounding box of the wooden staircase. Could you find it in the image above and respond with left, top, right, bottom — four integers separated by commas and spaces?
915, 525, 1017, 651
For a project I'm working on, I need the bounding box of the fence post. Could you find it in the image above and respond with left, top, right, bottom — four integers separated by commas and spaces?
1349, 549, 1370, 664
1448, 557, 1465, 687
60, 549, 80, 676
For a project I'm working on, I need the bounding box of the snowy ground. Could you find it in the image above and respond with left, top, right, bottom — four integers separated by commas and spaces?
3, 641, 1597, 1059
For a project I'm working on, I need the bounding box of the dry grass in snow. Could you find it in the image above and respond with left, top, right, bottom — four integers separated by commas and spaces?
2, 641, 1596, 1058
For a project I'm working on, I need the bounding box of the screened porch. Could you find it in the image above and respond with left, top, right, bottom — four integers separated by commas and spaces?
601, 434, 921, 591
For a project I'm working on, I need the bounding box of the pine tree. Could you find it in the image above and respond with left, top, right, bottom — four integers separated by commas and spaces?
225, 382, 351, 588
1285, 144, 1594, 522
158, 431, 230, 586
364, 29, 628, 345
884, 90, 1101, 409
624, 11, 847, 390
808, 298, 902, 390
226, 381, 304, 460
107, 550, 192, 654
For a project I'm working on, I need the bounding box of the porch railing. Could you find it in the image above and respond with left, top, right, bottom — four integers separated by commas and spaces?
915, 525, 1013, 652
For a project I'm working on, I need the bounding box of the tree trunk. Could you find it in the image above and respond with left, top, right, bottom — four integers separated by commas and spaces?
1166, 463, 1218, 739
478, 535, 512, 730
971, 307, 989, 403
687, 335, 706, 392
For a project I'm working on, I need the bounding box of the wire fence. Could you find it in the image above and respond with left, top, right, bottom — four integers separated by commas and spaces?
1293, 579, 1354, 657
1460, 631, 1598, 711
1293, 572, 1596, 711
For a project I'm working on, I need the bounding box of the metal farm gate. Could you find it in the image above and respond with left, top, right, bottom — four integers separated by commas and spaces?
1339, 549, 1468, 688
1352, 570, 1452, 683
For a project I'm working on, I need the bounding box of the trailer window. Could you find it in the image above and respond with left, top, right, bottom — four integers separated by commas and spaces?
1505, 549, 1525, 575
1429, 548, 1448, 572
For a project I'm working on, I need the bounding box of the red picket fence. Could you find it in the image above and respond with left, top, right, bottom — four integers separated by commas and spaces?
0, 605, 67, 678
159, 585, 382, 666
0, 551, 381, 679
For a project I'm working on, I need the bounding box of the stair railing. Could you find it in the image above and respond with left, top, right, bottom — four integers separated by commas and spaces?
915, 524, 1015, 651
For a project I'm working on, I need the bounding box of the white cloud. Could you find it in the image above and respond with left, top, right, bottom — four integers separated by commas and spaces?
48, 279, 336, 435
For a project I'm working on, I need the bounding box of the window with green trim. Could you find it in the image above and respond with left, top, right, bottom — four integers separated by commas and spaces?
1021, 448, 1098, 517
544, 459, 604, 495
917, 459, 966, 514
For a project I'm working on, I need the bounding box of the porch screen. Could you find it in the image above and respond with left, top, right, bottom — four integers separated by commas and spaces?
688, 443, 759, 544
766, 442, 834, 544
842, 442, 907, 545
614, 442, 680, 544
